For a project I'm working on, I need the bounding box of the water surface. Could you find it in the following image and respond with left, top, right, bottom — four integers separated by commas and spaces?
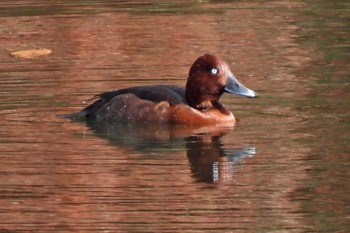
0, 0, 349, 232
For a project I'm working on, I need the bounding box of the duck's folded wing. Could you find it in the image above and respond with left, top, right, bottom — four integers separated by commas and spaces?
121, 85, 186, 105
59, 85, 186, 120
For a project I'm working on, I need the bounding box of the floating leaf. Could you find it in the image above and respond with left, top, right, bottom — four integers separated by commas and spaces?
10, 48, 52, 58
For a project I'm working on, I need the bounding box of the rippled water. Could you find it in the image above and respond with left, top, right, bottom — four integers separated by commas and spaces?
0, 0, 349, 232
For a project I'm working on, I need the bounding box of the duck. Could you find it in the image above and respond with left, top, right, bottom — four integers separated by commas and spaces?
60, 54, 257, 125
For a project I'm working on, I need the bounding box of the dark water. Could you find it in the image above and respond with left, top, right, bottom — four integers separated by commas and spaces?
0, 0, 349, 232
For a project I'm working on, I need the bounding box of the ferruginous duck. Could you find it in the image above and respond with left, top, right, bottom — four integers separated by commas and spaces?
60, 54, 257, 125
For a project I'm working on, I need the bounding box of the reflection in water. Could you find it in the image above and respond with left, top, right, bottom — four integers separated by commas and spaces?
186, 133, 255, 183
88, 121, 255, 183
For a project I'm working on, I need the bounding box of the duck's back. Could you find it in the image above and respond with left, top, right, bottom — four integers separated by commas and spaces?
63, 85, 187, 123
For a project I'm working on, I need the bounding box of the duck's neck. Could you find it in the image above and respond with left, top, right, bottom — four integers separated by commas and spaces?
185, 85, 205, 109
185, 88, 230, 116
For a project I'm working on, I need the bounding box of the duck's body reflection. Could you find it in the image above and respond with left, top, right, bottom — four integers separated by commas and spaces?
87, 121, 255, 183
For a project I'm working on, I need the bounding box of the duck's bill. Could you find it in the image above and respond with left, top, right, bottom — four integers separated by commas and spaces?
224, 74, 258, 98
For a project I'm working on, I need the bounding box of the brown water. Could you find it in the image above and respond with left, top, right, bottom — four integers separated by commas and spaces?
0, 0, 349, 232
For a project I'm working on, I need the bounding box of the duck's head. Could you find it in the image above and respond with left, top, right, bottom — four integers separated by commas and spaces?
185, 54, 257, 109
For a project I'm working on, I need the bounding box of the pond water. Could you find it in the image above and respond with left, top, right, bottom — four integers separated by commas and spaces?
0, 0, 349, 232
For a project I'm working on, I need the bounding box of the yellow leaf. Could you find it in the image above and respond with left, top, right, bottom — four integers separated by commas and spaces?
10, 48, 52, 58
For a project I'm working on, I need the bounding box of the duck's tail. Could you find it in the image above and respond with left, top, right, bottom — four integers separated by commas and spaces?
57, 96, 98, 120
57, 109, 88, 120
58, 90, 120, 121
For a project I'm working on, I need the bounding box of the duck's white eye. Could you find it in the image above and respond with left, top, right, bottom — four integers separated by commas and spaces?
211, 68, 218, 75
